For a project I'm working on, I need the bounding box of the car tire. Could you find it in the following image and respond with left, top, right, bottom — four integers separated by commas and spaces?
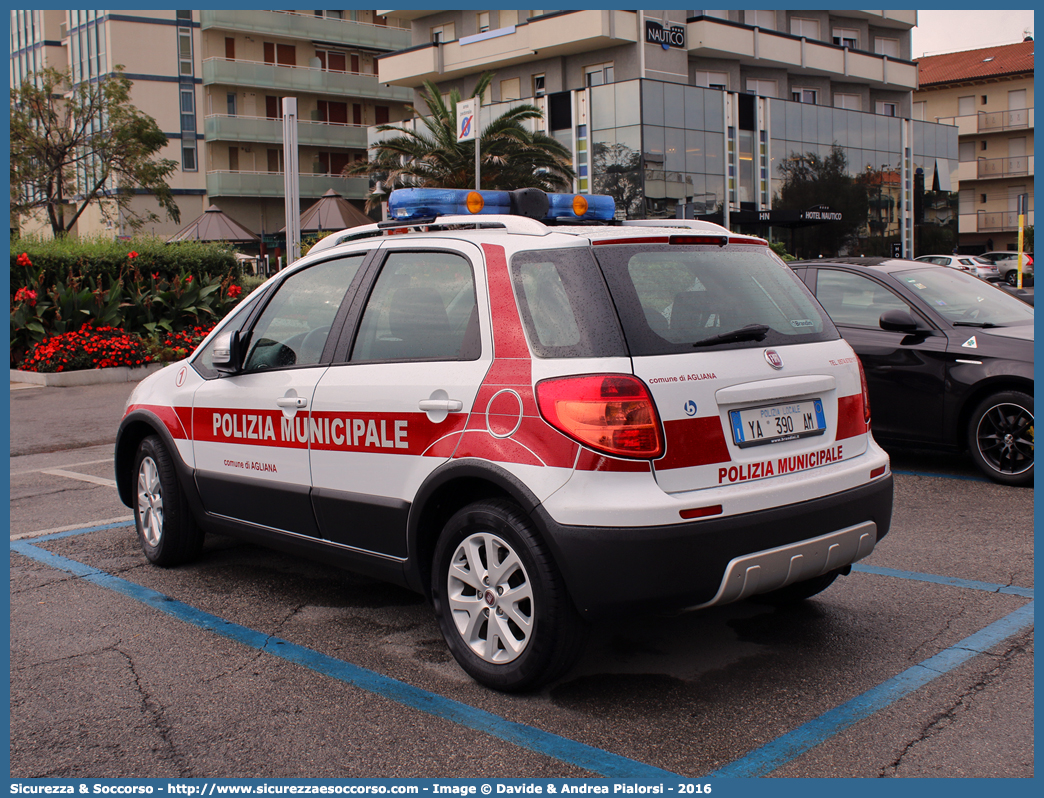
755, 569, 842, 605
431, 499, 587, 692
133, 435, 205, 566
966, 391, 1034, 487
1005, 271, 1019, 286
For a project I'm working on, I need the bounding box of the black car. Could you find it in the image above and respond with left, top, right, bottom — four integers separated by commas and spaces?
790, 257, 1034, 486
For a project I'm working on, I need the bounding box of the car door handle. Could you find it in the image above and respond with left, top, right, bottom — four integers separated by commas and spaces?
276, 397, 308, 408
418, 399, 463, 412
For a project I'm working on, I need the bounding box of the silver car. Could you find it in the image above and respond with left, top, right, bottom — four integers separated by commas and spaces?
915, 254, 1001, 282
978, 251, 1034, 286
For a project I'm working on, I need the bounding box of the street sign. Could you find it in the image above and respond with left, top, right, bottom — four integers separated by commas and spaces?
456, 99, 477, 142
892, 242, 902, 259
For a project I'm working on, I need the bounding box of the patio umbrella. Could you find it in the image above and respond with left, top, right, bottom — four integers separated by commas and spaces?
168, 205, 261, 243
285, 189, 373, 233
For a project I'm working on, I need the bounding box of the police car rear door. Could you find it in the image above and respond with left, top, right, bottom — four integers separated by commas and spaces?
308, 240, 490, 558
191, 252, 369, 535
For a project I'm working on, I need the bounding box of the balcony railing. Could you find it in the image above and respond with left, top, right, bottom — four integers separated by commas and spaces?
979, 108, 1030, 131
972, 209, 1035, 233
935, 108, 1033, 134
977, 155, 1033, 179
205, 114, 369, 149
199, 9, 409, 52
203, 57, 413, 103
206, 169, 369, 200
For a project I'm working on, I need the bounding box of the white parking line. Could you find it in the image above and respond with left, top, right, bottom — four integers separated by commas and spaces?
38, 468, 118, 488
11, 516, 134, 540
10, 458, 113, 476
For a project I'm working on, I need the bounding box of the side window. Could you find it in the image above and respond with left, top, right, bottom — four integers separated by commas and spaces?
511, 248, 626, 358
815, 269, 912, 328
243, 255, 363, 371
351, 251, 479, 362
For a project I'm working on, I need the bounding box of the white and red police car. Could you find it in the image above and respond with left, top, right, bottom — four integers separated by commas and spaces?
116, 187, 893, 691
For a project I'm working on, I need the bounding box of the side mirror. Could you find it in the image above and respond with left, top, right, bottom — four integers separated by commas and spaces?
879, 309, 921, 333
212, 330, 244, 374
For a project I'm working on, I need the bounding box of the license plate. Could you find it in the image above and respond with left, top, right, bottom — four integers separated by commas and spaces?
729, 398, 826, 449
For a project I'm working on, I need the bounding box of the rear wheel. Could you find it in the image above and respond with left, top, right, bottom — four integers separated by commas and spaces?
1006, 271, 1019, 286
967, 391, 1034, 486
431, 500, 586, 691
133, 435, 204, 565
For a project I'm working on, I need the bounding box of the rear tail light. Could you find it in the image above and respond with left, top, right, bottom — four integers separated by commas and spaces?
856, 355, 871, 425
536, 374, 664, 459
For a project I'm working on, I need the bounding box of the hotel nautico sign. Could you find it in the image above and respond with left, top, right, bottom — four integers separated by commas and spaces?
645, 19, 685, 49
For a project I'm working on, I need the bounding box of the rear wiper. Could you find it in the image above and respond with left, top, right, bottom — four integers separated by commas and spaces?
691, 323, 771, 347
952, 321, 1001, 328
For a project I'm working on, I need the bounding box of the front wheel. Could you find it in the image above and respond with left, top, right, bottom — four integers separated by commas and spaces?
431, 500, 586, 692
133, 435, 205, 565
967, 391, 1034, 486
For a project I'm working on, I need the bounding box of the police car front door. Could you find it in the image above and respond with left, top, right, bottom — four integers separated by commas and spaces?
192, 255, 365, 535
309, 246, 490, 558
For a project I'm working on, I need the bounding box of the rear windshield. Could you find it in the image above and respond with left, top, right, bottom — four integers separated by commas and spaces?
593, 244, 838, 356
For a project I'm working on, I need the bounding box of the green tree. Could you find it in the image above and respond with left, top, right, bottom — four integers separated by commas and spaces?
591, 142, 642, 219
347, 73, 575, 209
11, 66, 180, 236
774, 145, 868, 259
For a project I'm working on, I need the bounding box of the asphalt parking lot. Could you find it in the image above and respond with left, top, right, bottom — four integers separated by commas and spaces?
9, 380, 1034, 780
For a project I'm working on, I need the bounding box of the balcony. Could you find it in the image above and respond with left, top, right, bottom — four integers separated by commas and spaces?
935, 108, 1034, 134
203, 58, 413, 103
959, 209, 1035, 234
976, 155, 1033, 180
206, 170, 369, 200
378, 10, 638, 87
686, 18, 918, 91
205, 115, 369, 150
200, 10, 409, 53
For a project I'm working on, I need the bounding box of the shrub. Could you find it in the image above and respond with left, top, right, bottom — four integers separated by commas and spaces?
10, 234, 242, 288
19, 326, 152, 373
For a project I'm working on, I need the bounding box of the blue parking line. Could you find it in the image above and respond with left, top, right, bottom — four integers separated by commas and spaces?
852, 563, 1035, 599
12, 528, 1033, 779
708, 601, 1034, 778
10, 538, 674, 779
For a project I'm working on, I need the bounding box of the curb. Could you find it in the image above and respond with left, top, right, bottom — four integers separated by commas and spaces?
11, 362, 166, 388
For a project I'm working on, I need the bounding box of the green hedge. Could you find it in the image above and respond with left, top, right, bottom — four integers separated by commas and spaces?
10, 234, 242, 289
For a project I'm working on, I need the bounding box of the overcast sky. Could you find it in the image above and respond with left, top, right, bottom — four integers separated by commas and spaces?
911, 9, 1035, 58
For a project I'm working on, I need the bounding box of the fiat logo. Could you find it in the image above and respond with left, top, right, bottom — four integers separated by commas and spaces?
765, 349, 783, 370
484, 590, 497, 606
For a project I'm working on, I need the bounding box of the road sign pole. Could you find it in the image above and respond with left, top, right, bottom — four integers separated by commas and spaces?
1017, 193, 1028, 289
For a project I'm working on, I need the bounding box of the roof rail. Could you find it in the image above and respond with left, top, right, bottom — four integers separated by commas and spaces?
620, 219, 732, 233
307, 214, 551, 255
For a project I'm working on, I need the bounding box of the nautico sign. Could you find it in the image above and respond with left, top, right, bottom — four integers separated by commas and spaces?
645, 19, 685, 49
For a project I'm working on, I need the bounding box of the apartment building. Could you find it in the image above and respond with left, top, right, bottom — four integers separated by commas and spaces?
10, 10, 411, 241
11, 10, 206, 239
375, 10, 959, 255
914, 39, 1034, 254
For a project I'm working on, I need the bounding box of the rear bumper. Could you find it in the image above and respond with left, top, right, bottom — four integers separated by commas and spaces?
537, 474, 893, 619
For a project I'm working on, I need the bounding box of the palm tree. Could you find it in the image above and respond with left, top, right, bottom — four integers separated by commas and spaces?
346, 73, 576, 210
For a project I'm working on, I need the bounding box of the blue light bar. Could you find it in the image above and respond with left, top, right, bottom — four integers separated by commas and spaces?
388, 188, 512, 220
385, 188, 617, 223
545, 193, 616, 222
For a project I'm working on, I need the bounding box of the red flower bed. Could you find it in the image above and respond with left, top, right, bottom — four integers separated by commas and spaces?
19, 326, 153, 373
161, 324, 217, 358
